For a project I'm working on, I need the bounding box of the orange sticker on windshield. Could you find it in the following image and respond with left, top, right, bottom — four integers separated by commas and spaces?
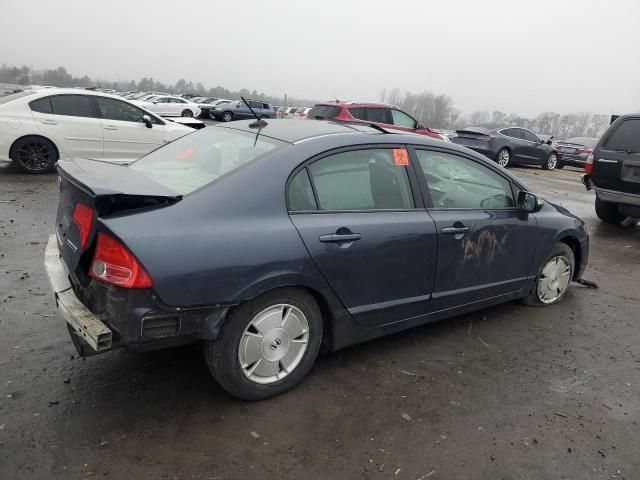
176, 148, 194, 160
393, 148, 409, 166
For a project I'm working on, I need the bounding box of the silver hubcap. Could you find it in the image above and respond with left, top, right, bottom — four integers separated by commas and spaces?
223, 113, 232, 121
548, 155, 557, 169
537, 256, 571, 304
238, 304, 309, 384
498, 150, 509, 166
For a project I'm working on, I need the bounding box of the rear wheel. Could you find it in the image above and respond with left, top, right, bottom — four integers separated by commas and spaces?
496, 148, 510, 167
222, 111, 233, 122
204, 288, 323, 400
543, 152, 558, 170
11, 136, 58, 173
181, 109, 194, 117
595, 196, 625, 223
522, 243, 574, 306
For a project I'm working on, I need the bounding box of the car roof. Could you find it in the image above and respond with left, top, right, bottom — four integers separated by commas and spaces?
17, 87, 134, 100
214, 119, 458, 149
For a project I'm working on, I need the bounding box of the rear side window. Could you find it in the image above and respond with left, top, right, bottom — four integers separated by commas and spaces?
50, 95, 94, 117
29, 97, 53, 113
603, 119, 640, 152
304, 148, 414, 210
501, 128, 521, 139
130, 127, 284, 195
308, 105, 341, 119
288, 168, 317, 211
348, 107, 390, 124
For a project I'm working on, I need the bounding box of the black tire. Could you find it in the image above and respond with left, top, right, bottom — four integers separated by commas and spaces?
595, 196, 625, 224
221, 111, 233, 122
556, 160, 565, 169
11, 136, 58, 174
542, 152, 558, 170
522, 242, 574, 306
181, 109, 194, 117
495, 148, 510, 167
204, 287, 323, 400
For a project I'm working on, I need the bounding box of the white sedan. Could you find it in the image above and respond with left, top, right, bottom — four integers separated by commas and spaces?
135, 95, 201, 118
0, 88, 194, 173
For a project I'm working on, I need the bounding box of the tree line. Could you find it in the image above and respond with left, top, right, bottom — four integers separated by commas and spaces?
381, 88, 611, 139
0, 64, 611, 139
0, 63, 317, 108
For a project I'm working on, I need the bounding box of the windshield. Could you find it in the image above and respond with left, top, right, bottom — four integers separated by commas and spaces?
130, 126, 284, 195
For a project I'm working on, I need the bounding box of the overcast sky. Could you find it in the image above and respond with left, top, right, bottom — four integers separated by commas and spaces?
2, 0, 639, 116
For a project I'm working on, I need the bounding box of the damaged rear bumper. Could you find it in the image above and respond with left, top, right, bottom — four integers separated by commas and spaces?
44, 234, 113, 352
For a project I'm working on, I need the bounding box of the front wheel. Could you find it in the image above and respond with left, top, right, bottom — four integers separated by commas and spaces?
522, 243, 574, 306
181, 109, 194, 117
222, 111, 233, 122
595, 196, 625, 223
543, 152, 558, 170
496, 148, 510, 167
204, 288, 323, 400
11, 136, 58, 174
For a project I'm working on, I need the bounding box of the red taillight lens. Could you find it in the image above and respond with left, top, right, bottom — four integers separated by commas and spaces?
576, 148, 593, 155
584, 152, 594, 173
481, 135, 494, 142
89, 233, 153, 288
72, 203, 95, 250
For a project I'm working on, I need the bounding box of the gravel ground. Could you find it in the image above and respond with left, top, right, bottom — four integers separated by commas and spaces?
0, 159, 639, 480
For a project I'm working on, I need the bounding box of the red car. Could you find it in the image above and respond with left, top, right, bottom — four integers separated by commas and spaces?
307, 101, 446, 140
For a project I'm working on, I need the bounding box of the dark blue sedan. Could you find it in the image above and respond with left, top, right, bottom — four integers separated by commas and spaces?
45, 119, 589, 400
453, 126, 560, 170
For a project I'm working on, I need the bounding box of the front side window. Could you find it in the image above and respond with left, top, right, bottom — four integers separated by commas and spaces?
521, 129, 540, 142
49, 95, 94, 118
391, 109, 417, 128
602, 119, 640, 152
96, 97, 148, 123
304, 148, 414, 211
130, 127, 284, 195
416, 150, 514, 209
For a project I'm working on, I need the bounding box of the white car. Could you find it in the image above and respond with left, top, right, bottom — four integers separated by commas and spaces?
137, 95, 201, 118
0, 88, 194, 173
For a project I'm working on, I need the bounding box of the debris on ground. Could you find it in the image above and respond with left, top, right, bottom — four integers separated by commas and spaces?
401, 413, 412, 421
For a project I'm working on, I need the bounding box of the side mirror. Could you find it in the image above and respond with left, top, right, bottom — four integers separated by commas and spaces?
416, 123, 425, 129
546, 139, 552, 145
142, 115, 153, 128
518, 191, 543, 213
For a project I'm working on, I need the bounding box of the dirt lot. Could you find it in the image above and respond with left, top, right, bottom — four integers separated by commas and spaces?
0, 159, 638, 480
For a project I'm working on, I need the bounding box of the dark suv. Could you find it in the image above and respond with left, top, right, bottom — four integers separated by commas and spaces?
582, 114, 640, 223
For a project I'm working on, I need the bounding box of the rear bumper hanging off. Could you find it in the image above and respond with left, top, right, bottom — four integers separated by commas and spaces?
44, 234, 113, 352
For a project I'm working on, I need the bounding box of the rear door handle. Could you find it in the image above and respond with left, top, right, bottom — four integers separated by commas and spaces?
319, 233, 362, 243
103, 125, 118, 130
41, 120, 57, 125
441, 226, 470, 235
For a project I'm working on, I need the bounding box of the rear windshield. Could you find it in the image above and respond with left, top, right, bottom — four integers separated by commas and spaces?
0, 90, 36, 105
130, 127, 284, 195
308, 105, 341, 120
602, 119, 640, 153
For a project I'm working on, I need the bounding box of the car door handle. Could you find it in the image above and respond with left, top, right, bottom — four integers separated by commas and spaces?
319, 233, 362, 243
41, 120, 57, 125
441, 226, 470, 235
103, 125, 118, 130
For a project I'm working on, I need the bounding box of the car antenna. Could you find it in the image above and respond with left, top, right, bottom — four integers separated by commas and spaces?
241, 96, 268, 128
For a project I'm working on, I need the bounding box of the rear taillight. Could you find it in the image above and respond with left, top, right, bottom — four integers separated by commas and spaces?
72, 202, 95, 250
584, 152, 594, 173
481, 135, 494, 142
576, 148, 593, 155
89, 232, 153, 288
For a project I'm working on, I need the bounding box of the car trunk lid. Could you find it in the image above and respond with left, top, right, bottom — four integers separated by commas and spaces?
593, 118, 640, 193
56, 158, 181, 273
